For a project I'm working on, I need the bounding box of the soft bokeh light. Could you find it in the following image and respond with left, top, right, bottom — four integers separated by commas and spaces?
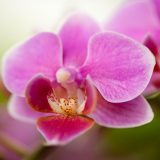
0, 0, 124, 58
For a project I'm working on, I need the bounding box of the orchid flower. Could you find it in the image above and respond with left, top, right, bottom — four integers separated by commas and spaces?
105, 0, 160, 95
2, 14, 155, 145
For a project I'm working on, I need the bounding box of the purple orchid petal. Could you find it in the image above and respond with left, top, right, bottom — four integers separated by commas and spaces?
105, 0, 160, 42
80, 32, 155, 103
90, 95, 154, 128
37, 115, 94, 145
144, 71, 160, 95
143, 37, 160, 94
152, 72, 160, 89
153, 0, 160, 18
8, 95, 45, 123
2, 32, 62, 96
59, 13, 100, 67
26, 75, 53, 113
144, 36, 160, 72
144, 36, 159, 57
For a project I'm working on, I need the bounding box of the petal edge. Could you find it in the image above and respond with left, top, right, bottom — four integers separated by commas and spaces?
90, 95, 154, 128
37, 115, 94, 145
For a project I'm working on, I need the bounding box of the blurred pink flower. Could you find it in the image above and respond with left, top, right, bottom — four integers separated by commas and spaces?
2, 14, 155, 145
0, 107, 41, 160
106, 0, 160, 95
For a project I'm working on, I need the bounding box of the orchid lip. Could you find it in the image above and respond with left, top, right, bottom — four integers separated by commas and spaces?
47, 87, 87, 116
25, 75, 96, 116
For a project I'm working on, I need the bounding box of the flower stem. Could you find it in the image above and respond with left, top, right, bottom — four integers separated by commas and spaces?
0, 132, 30, 158
24, 146, 58, 160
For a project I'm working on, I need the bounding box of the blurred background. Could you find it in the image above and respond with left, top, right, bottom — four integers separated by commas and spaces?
0, 0, 160, 160
0, 0, 124, 59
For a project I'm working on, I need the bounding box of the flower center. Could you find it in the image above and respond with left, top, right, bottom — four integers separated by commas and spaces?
47, 87, 86, 115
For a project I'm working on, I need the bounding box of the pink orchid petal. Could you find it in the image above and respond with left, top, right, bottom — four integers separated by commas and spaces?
26, 75, 53, 113
37, 115, 94, 145
144, 36, 159, 59
153, 0, 160, 18
80, 32, 155, 103
106, 0, 160, 42
8, 95, 45, 123
82, 80, 97, 114
144, 35, 160, 72
152, 72, 160, 89
90, 95, 154, 128
144, 71, 160, 95
59, 13, 100, 67
2, 32, 62, 96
